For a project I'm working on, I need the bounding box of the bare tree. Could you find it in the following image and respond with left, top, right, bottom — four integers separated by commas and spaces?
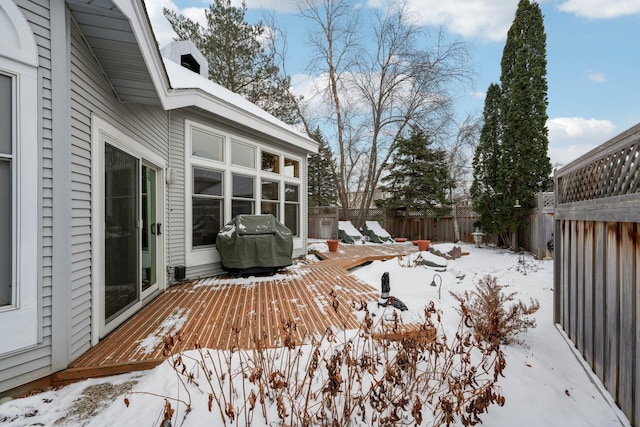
443, 114, 481, 241
295, 0, 471, 227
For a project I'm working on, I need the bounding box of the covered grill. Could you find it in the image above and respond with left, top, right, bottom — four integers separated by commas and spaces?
216, 214, 293, 275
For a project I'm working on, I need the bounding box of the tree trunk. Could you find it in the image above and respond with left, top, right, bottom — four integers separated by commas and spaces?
510, 229, 519, 252
452, 204, 460, 242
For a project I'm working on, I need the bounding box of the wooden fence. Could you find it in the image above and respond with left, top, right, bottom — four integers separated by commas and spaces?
309, 198, 554, 258
554, 123, 640, 426
519, 192, 554, 259
339, 206, 480, 243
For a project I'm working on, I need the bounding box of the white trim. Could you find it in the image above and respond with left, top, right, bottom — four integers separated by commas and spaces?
185, 120, 223, 266
0, 2, 38, 67
91, 115, 166, 342
0, 1, 39, 356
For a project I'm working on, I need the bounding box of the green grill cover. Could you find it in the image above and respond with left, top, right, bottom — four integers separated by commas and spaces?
216, 214, 293, 271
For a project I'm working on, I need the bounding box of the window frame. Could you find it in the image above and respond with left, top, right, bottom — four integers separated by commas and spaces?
231, 173, 255, 218
284, 183, 300, 237
191, 166, 224, 249
0, 0, 39, 355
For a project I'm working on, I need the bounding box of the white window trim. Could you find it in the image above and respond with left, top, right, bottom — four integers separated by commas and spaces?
284, 183, 301, 237
0, 1, 39, 355
185, 120, 224, 266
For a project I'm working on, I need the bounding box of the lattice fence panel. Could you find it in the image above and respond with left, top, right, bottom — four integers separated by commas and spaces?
558, 141, 640, 204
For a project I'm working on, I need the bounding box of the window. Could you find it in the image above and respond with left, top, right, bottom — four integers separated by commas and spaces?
284, 157, 299, 178
231, 140, 255, 169
0, 0, 39, 354
261, 151, 280, 173
232, 174, 254, 218
285, 184, 299, 236
261, 179, 279, 217
192, 167, 223, 247
192, 127, 224, 162
0, 74, 12, 306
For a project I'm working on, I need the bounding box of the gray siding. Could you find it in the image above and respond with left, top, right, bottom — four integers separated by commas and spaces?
0, 0, 54, 394
69, 20, 169, 360
167, 112, 186, 274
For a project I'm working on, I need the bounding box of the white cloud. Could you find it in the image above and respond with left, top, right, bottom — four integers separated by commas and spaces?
238, 0, 299, 12
145, 0, 181, 48
547, 117, 617, 167
469, 90, 485, 99
403, 0, 517, 42
586, 72, 606, 83
558, 0, 640, 19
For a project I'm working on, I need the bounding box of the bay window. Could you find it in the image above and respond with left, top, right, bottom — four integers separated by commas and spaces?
185, 119, 303, 267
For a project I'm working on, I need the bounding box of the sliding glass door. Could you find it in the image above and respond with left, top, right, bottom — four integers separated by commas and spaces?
104, 144, 139, 322
103, 144, 163, 332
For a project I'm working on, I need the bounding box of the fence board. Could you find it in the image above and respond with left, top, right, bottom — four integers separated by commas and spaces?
583, 221, 594, 366
636, 244, 640, 426
569, 221, 578, 342
593, 221, 605, 380
604, 222, 619, 397
618, 222, 636, 418
562, 221, 571, 328
576, 221, 585, 353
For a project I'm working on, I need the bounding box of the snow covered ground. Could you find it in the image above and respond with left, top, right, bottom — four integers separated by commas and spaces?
0, 243, 630, 426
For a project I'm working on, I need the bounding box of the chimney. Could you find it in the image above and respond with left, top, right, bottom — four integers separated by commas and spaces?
160, 40, 208, 78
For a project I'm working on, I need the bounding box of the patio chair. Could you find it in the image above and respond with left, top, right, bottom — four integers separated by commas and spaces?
363, 221, 394, 243
338, 220, 364, 244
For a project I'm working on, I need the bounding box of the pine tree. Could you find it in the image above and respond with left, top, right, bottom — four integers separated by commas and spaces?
163, 0, 298, 124
471, 83, 503, 237
497, 0, 551, 250
378, 128, 453, 234
308, 127, 338, 207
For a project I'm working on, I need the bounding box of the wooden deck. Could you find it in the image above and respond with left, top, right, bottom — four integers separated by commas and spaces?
52, 242, 418, 384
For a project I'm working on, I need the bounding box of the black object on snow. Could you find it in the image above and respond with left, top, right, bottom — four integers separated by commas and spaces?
377, 271, 408, 311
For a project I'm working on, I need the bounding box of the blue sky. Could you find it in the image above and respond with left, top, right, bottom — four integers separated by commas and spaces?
146, 0, 640, 167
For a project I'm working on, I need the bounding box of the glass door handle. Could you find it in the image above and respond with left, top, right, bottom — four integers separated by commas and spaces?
152, 223, 162, 235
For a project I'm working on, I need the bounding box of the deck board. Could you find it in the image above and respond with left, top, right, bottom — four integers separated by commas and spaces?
54, 243, 419, 384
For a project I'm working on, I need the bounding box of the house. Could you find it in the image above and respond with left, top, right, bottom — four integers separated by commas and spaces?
0, 0, 316, 396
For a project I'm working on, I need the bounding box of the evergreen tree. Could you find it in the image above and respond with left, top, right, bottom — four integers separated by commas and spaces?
497, 0, 551, 249
378, 128, 453, 234
163, 0, 298, 124
308, 127, 338, 207
471, 83, 502, 236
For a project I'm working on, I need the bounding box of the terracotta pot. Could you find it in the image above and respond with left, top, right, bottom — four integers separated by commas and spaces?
327, 239, 339, 252
416, 240, 430, 251
394, 237, 407, 243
